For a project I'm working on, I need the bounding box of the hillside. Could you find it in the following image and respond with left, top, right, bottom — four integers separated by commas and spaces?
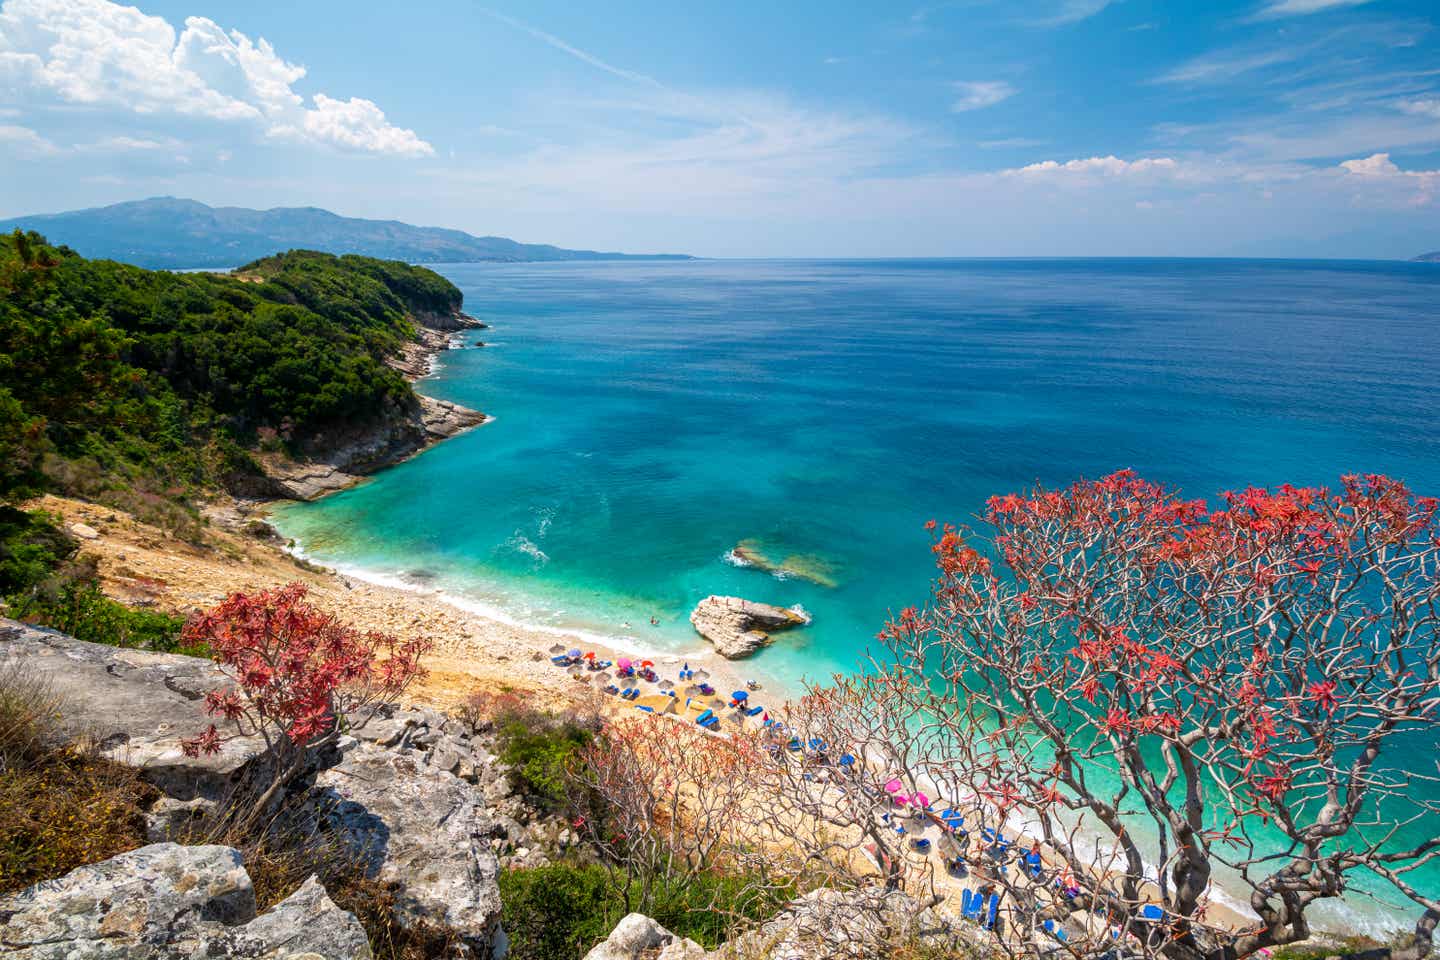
1414, 251, 1440, 262
0, 197, 693, 269
0, 233, 481, 524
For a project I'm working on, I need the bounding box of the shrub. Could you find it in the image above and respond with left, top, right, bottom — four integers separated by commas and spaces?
0, 662, 156, 895
473, 693, 597, 812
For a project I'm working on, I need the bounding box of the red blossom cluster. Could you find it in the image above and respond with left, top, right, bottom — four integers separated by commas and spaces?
180, 583, 431, 759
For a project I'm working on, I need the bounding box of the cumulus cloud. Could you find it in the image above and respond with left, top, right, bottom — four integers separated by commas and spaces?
0, 0, 431, 155
1006, 155, 1179, 177
1338, 152, 1439, 206
951, 80, 1016, 112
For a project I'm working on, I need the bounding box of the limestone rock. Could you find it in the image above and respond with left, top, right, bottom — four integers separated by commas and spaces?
712, 888, 959, 960
0, 620, 267, 800
689, 595, 810, 659
69, 521, 101, 540
0, 843, 370, 959
584, 913, 701, 960
144, 796, 217, 842
307, 741, 502, 954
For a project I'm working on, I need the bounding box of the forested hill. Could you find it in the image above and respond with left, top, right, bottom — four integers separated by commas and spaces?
0, 233, 458, 523
1414, 251, 1440, 262
0, 197, 693, 269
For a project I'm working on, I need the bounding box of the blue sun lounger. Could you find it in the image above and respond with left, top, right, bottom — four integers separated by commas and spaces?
1140, 904, 1165, 923
746, 704, 764, 716
1043, 919, 1069, 943
960, 889, 981, 921
984, 893, 1000, 930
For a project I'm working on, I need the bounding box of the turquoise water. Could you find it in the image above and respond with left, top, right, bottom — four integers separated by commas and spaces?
271, 258, 1440, 928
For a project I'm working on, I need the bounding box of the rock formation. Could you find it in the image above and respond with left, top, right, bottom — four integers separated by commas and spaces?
729, 539, 838, 588
689, 595, 810, 659
0, 619, 506, 955
0, 843, 371, 959
582, 913, 705, 960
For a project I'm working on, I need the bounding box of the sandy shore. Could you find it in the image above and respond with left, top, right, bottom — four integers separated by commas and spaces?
23, 493, 774, 720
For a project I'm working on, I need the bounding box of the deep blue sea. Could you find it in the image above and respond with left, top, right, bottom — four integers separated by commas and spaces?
271, 258, 1440, 929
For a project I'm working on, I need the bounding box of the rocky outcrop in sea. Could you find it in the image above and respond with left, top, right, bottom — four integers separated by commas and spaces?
689, 595, 810, 658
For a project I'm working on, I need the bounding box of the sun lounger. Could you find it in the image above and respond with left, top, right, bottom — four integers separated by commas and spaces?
1140, 904, 1164, 923
696, 710, 714, 724
984, 894, 1000, 930
913, 837, 931, 852
604, 684, 620, 695
745, 705, 763, 715
961, 889, 981, 921
1025, 851, 1044, 878
1042, 920, 1068, 943
636, 705, 654, 713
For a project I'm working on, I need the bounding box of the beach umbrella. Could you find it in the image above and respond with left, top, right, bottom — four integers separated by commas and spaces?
839, 754, 856, 767
884, 778, 904, 794
617, 657, 632, 671
640, 659, 654, 668
593, 671, 612, 684
658, 679, 675, 691
913, 791, 930, 808
693, 669, 710, 681
567, 648, 582, 659
619, 676, 639, 689
731, 690, 749, 702
548, 643, 567, 654
584, 651, 595, 660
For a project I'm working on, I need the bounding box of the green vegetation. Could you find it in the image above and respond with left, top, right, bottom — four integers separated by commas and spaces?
0, 230, 461, 650
490, 698, 596, 812
500, 861, 793, 959
0, 505, 189, 652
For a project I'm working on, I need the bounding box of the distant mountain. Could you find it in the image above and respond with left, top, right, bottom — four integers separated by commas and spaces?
1414, 251, 1440, 263
0, 197, 692, 269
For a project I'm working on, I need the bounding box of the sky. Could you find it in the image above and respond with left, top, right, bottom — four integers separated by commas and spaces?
1, 0, 1439, 258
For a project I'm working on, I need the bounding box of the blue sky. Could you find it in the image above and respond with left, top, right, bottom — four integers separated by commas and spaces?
2, 0, 1439, 257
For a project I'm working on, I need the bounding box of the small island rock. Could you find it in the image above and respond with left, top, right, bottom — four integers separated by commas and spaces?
689, 595, 809, 659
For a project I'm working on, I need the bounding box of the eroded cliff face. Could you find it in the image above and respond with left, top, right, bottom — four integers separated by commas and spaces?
251, 311, 489, 501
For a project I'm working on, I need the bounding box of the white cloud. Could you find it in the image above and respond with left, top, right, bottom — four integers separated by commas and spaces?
1338, 152, 1439, 206
978, 137, 1048, 149
1027, 1, 1117, 27
0, 0, 431, 155
951, 80, 1016, 112
1154, 48, 1301, 85
1006, 155, 1179, 178
1397, 97, 1440, 120
1250, 0, 1375, 20
0, 122, 57, 154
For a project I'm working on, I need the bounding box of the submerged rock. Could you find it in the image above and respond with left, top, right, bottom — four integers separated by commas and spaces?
729, 539, 838, 588
0, 842, 370, 959
689, 595, 810, 659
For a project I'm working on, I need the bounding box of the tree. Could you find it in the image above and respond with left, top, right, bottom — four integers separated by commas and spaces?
782, 471, 1440, 960
180, 583, 431, 827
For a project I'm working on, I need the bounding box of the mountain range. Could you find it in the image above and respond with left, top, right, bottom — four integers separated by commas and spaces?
1414, 251, 1440, 263
0, 197, 692, 269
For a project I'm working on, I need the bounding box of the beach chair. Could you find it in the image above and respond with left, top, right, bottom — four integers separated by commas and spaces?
745, 704, 764, 716
635, 705, 654, 713
1025, 850, 1044, 878
984, 893, 1000, 931
1042, 920, 1069, 943
696, 709, 714, 724
550, 655, 570, 665
604, 684, 620, 695
787, 738, 802, 752
912, 837, 931, 853
961, 889, 982, 922
1140, 904, 1164, 923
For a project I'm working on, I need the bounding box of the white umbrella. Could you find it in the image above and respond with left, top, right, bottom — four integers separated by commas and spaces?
548, 643, 567, 655
658, 679, 675, 691
694, 669, 711, 682
619, 676, 639, 689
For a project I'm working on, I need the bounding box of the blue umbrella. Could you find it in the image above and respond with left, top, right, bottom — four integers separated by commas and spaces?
567, 648, 582, 659
839, 754, 856, 766
731, 690, 749, 701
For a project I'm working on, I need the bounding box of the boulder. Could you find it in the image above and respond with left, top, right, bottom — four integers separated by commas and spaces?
689, 596, 810, 659
711, 888, 959, 960
0, 620, 268, 800
583, 913, 703, 960
306, 741, 502, 955
0, 842, 370, 959
69, 521, 101, 540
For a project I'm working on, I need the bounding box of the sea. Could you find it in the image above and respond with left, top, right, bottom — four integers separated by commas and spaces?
269, 257, 1440, 931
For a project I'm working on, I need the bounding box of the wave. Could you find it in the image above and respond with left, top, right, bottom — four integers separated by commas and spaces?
506, 532, 550, 565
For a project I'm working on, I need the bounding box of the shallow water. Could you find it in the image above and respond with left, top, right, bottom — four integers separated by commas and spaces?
271, 257, 1440, 929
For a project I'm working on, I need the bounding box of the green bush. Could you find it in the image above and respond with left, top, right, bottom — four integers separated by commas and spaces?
495, 713, 594, 812
499, 860, 795, 959
499, 862, 617, 960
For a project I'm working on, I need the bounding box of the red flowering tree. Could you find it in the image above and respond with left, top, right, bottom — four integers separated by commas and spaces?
180, 583, 431, 826
782, 472, 1440, 960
